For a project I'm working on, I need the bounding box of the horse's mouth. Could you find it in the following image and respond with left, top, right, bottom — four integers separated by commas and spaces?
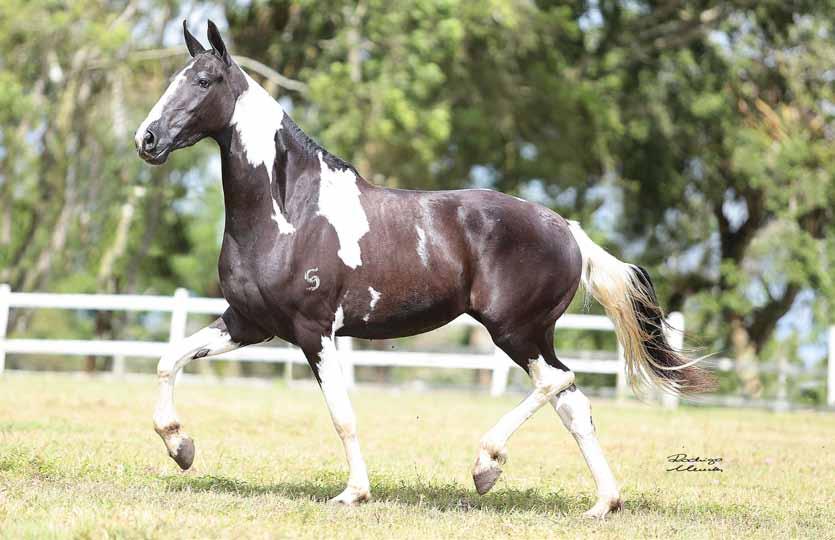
138, 147, 171, 165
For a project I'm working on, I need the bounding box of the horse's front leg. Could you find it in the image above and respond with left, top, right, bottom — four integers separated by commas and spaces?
303, 334, 370, 505
153, 318, 239, 470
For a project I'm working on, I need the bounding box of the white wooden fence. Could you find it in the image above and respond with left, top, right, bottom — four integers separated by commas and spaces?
0, 283, 687, 406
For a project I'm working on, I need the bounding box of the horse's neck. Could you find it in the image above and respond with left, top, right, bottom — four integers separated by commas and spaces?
217, 120, 360, 240
216, 72, 370, 240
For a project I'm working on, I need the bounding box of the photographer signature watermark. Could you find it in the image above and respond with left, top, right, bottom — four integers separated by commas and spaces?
666, 453, 724, 472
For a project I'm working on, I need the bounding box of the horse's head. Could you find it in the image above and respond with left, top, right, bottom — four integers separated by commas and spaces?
135, 21, 245, 164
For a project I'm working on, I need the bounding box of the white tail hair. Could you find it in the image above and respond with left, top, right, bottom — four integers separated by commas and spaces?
566, 221, 714, 396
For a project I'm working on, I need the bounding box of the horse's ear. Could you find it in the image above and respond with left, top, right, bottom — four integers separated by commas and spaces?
206, 20, 231, 66
183, 20, 206, 57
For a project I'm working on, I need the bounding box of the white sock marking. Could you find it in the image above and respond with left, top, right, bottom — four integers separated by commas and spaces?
316, 153, 369, 269
317, 307, 369, 497
154, 325, 239, 451
553, 388, 620, 501
476, 357, 573, 469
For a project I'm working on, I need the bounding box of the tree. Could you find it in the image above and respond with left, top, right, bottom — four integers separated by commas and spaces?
227, 0, 609, 220
0, 1, 223, 371
601, 1, 835, 396
226, 1, 835, 395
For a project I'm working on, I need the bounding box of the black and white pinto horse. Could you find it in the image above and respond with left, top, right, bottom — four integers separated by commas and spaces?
136, 22, 712, 518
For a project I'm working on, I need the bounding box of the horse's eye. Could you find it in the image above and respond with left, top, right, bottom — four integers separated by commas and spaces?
198, 78, 210, 89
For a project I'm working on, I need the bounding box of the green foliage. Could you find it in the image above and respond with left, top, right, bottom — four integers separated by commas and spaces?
2, 1, 833, 389
0, 0, 220, 301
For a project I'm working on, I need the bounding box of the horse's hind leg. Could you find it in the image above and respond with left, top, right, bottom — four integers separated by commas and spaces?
472, 329, 575, 495
552, 387, 622, 518
153, 316, 241, 470
540, 333, 622, 518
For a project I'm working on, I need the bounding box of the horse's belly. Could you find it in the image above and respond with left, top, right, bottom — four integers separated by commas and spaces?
337, 280, 466, 340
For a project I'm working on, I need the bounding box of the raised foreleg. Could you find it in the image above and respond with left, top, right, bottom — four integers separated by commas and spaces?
153, 318, 240, 470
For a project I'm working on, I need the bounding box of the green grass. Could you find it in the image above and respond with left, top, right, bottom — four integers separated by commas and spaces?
0, 374, 832, 539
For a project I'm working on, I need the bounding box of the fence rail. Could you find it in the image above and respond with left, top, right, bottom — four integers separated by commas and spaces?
3, 284, 831, 408
0, 284, 646, 399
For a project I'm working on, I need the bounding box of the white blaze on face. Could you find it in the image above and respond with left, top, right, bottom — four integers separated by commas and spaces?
316, 152, 369, 269
230, 71, 293, 234
415, 226, 429, 267
363, 287, 382, 322
135, 61, 194, 148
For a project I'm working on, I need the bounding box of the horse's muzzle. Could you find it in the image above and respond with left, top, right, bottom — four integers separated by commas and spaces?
136, 128, 171, 164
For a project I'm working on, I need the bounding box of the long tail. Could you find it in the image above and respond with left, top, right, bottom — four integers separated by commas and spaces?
567, 221, 716, 397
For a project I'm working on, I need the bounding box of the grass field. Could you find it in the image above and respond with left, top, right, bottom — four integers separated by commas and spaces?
1, 373, 833, 539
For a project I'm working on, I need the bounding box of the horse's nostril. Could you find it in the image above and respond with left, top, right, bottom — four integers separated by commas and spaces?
143, 130, 156, 151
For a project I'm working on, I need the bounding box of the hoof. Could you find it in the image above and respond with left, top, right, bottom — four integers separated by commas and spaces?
328, 487, 370, 506
170, 436, 195, 471
582, 496, 623, 519
472, 463, 503, 495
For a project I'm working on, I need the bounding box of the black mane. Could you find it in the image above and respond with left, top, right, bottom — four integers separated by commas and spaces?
282, 115, 358, 175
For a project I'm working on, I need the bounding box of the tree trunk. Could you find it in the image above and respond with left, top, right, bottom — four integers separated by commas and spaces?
729, 316, 763, 398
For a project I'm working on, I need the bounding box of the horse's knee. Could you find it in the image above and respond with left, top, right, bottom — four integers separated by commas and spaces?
554, 387, 594, 436
157, 347, 186, 380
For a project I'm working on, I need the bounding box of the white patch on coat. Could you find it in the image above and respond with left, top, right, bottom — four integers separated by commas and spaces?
316, 153, 369, 269
415, 226, 429, 267
230, 72, 285, 182
135, 61, 194, 148
271, 197, 296, 234
230, 71, 294, 235
363, 287, 382, 322
304, 268, 320, 291
332, 305, 345, 337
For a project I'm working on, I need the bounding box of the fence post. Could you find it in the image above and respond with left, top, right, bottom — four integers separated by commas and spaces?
773, 356, 789, 412
169, 288, 189, 343
168, 288, 190, 383
828, 326, 835, 407
0, 284, 10, 375
661, 311, 684, 409
112, 355, 126, 377
615, 343, 628, 401
490, 347, 511, 396
284, 357, 294, 385
336, 336, 355, 388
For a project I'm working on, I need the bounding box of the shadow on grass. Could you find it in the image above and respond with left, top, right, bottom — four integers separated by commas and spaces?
160, 471, 589, 515
160, 472, 762, 521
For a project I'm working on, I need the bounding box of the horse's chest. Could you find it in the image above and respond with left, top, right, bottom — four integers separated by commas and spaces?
218, 242, 285, 314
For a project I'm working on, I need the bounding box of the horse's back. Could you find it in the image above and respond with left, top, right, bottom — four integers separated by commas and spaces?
347, 187, 581, 337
